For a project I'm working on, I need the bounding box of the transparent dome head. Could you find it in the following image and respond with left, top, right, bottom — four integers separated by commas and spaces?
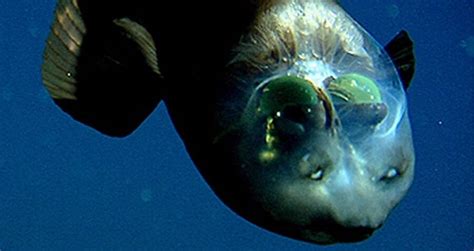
281, 26, 407, 145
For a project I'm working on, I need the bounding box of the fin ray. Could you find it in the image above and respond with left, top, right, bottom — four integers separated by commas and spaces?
42, 0, 163, 137
384, 30, 415, 90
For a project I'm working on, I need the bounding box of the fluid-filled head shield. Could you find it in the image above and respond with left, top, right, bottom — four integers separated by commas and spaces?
209, 0, 415, 244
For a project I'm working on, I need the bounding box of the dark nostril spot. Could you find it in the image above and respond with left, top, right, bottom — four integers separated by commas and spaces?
309, 168, 324, 180
380, 167, 400, 182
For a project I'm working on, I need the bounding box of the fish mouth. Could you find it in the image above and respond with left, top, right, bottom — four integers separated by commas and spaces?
303, 225, 377, 244
273, 219, 380, 245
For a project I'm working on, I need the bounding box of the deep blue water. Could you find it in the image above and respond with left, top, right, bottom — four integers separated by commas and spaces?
0, 0, 472, 250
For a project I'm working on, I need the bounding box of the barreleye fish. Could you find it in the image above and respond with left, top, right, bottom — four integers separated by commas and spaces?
42, 0, 416, 244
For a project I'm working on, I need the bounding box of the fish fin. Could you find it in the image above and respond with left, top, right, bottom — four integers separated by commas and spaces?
42, 0, 162, 137
384, 30, 415, 90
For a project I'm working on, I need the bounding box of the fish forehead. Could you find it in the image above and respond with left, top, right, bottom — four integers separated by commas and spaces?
227, 0, 406, 138
263, 0, 365, 52
235, 0, 370, 63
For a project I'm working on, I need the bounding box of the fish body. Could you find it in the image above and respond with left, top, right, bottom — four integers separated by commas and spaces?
42, 0, 415, 244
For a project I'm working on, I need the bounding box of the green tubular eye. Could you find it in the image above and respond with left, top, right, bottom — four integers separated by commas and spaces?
256, 76, 319, 165
258, 76, 318, 116
328, 73, 382, 104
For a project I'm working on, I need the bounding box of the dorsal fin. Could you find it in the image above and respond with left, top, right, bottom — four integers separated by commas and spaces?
384, 30, 415, 90
42, 0, 162, 137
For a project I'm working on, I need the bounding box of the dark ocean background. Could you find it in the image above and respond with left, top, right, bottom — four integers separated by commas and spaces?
0, 0, 472, 250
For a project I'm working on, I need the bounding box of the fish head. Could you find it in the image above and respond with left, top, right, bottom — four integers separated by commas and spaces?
40, 0, 415, 245
210, 0, 415, 244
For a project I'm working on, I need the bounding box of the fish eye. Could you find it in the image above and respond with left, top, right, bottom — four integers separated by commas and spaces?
258, 75, 319, 117
280, 105, 314, 125
326, 73, 388, 133
327, 73, 382, 104
256, 76, 321, 159
257, 76, 321, 136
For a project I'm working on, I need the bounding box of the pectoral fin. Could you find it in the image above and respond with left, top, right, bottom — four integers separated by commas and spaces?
384, 30, 415, 90
42, 0, 162, 137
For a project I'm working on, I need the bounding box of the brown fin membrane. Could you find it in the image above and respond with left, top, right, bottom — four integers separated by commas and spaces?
384, 30, 415, 90
42, 0, 162, 137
